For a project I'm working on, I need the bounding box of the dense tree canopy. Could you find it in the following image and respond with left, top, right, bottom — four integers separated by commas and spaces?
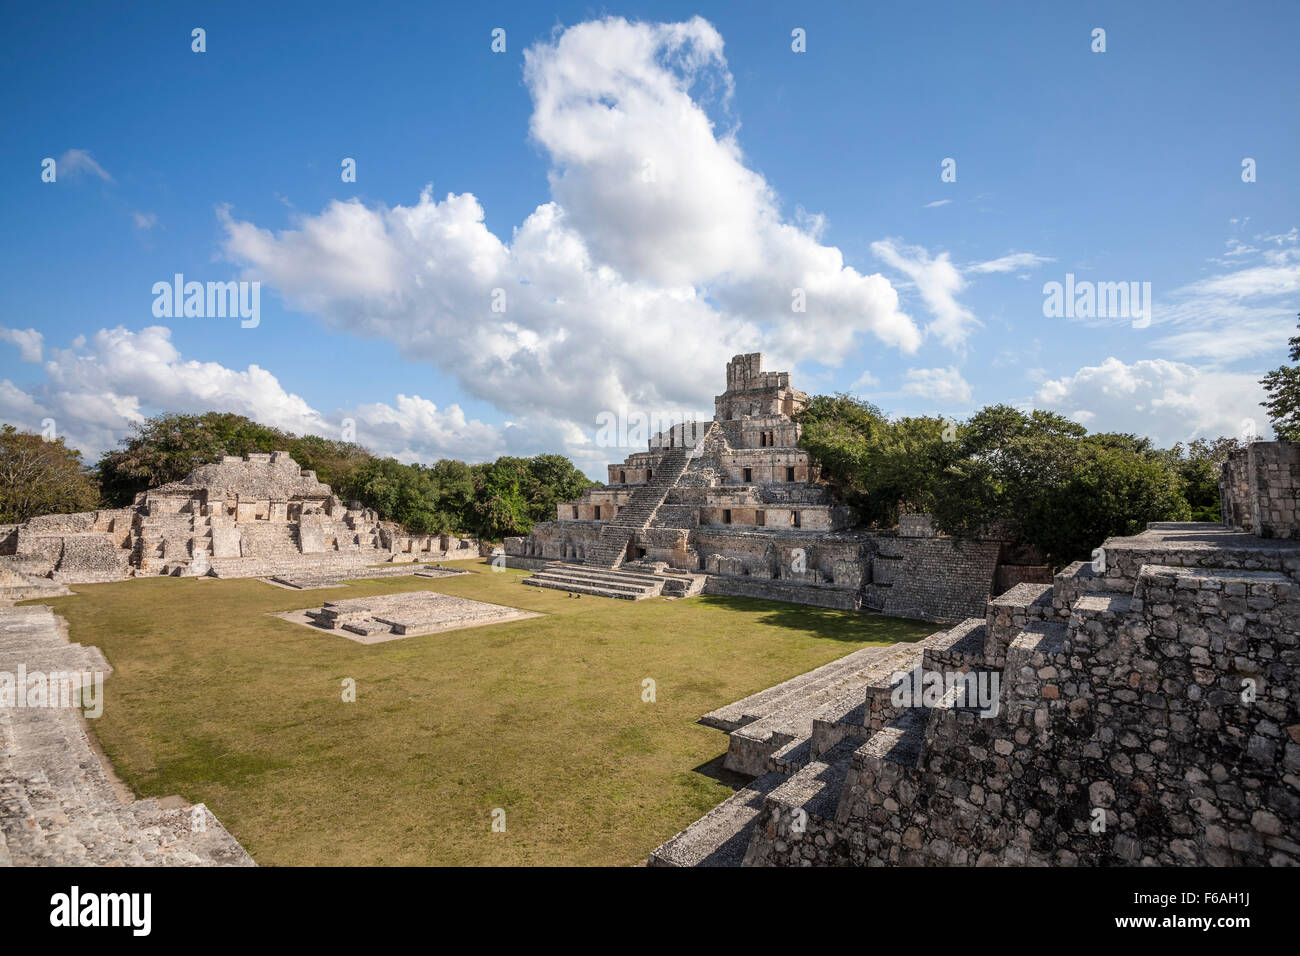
50, 411, 594, 540
3, 392, 1252, 563
1261, 313, 1300, 441
0, 426, 101, 523
798, 398, 1235, 567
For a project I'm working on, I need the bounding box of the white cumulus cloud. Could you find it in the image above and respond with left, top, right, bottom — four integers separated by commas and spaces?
1035, 356, 1269, 444
220, 16, 922, 446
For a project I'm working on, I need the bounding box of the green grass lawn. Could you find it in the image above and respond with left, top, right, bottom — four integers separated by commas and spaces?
26, 561, 935, 865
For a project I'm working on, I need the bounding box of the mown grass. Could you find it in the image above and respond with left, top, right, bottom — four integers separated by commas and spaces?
25, 561, 935, 865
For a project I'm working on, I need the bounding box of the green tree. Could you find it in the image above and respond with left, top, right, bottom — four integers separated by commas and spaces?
1157, 437, 1241, 522
1261, 313, 1300, 441
97, 412, 289, 504
523, 454, 596, 525
285, 434, 372, 491
0, 425, 101, 523
798, 397, 1209, 566
467, 458, 533, 540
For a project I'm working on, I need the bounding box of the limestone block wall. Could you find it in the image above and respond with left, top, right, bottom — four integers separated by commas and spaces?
1220, 441, 1300, 538
1247, 441, 1300, 538
691, 529, 868, 588
721, 449, 811, 484
758, 563, 1300, 866
702, 575, 859, 610
54, 534, 129, 579
505, 521, 602, 562
1220, 450, 1253, 531
557, 488, 633, 521
637, 527, 692, 568
882, 538, 1002, 623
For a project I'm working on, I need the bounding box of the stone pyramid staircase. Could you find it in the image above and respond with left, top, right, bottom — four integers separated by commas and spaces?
0, 606, 254, 866
649, 546, 1300, 867
583, 427, 713, 570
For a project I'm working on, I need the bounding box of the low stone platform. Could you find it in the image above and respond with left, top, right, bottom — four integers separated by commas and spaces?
0, 605, 254, 866
523, 562, 670, 599
284, 591, 540, 644
267, 563, 470, 590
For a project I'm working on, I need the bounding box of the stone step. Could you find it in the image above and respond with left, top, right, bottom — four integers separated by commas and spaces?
767, 736, 812, 775
808, 686, 872, 760
984, 581, 1055, 665
856, 707, 928, 770
701, 643, 901, 733
722, 640, 936, 776
0, 606, 255, 867
764, 736, 860, 823
921, 617, 988, 671
1066, 590, 1133, 645
526, 572, 656, 596
541, 563, 666, 587
524, 577, 650, 600
646, 772, 786, 867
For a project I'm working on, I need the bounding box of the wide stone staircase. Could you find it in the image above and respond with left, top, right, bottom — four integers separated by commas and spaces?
649, 544, 1300, 866
0, 606, 254, 866
522, 563, 669, 600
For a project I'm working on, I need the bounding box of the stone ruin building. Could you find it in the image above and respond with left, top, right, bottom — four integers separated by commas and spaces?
0, 451, 480, 596
649, 440, 1300, 866
0, 450, 485, 865
506, 353, 1030, 621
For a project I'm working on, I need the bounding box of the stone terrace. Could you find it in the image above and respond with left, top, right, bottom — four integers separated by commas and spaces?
650, 443, 1300, 867
0, 606, 253, 866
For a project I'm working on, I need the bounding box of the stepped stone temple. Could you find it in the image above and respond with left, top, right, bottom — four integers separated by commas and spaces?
649, 440, 1300, 866
0, 451, 481, 597
507, 354, 1017, 620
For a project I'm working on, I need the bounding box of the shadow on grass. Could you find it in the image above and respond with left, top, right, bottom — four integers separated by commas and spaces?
691, 594, 938, 644
690, 753, 752, 791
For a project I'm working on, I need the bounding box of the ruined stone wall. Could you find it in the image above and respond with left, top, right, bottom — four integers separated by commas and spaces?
0, 452, 476, 582
722, 448, 810, 482
1220, 441, 1300, 538
1247, 442, 1300, 539
882, 538, 1002, 623
504, 522, 602, 562
702, 575, 859, 610
1221, 449, 1253, 532
749, 563, 1299, 867
691, 529, 866, 586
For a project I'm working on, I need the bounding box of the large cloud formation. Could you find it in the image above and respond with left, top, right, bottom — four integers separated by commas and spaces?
0, 326, 515, 466
221, 17, 921, 430
1035, 357, 1270, 445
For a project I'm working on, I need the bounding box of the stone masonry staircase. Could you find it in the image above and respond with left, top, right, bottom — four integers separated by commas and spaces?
650, 546, 1300, 866
583, 427, 712, 570
522, 563, 669, 600
0, 605, 254, 866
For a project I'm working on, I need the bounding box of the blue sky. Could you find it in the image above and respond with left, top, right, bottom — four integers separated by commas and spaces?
2, 0, 1297, 477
